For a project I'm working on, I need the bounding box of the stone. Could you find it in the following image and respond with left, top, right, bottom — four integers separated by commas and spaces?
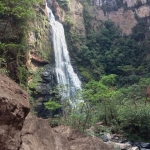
20, 113, 70, 150
42, 66, 57, 85
100, 135, 109, 142
20, 116, 114, 150
69, 137, 114, 150
130, 147, 139, 150
107, 141, 132, 150
36, 82, 51, 94
141, 142, 150, 149
53, 125, 114, 150
0, 73, 30, 150
53, 125, 86, 141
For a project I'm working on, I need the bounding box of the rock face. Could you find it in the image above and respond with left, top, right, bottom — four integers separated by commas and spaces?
53, 125, 114, 150
27, 2, 54, 69
92, 0, 150, 35
51, 0, 150, 35
50, 0, 85, 36
26, 2, 57, 119
53, 125, 86, 141
0, 73, 30, 150
20, 117, 114, 150
123, 0, 147, 7
20, 114, 70, 150
34, 65, 57, 118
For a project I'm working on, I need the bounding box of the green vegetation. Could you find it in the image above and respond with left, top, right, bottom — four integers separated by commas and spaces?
64, 4, 150, 86
0, 0, 42, 86
57, 0, 70, 10
64, 15, 75, 29
51, 76, 150, 141
62, 1, 150, 141
44, 100, 61, 111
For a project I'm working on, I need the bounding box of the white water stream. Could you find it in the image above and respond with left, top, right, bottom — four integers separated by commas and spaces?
46, 3, 82, 104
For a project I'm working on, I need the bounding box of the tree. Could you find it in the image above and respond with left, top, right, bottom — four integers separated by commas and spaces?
44, 100, 61, 111
0, 0, 36, 39
82, 74, 118, 125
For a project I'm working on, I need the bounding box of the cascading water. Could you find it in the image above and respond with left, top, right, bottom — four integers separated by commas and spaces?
46, 3, 82, 104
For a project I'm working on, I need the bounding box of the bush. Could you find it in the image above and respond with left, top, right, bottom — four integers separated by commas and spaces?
117, 105, 150, 141
57, 0, 70, 9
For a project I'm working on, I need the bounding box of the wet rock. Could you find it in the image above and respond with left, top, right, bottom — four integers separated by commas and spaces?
100, 135, 109, 142
141, 143, 150, 149
36, 82, 51, 94
42, 66, 57, 84
130, 147, 139, 150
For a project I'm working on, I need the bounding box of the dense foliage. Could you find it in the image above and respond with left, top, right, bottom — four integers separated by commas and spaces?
65, 5, 150, 86
62, 1, 150, 141
52, 76, 150, 141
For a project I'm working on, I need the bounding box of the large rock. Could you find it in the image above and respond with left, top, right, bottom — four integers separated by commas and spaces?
50, 0, 85, 36
20, 114, 70, 150
53, 125, 86, 141
107, 141, 132, 150
69, 137, 113, 150
20, 116, 114, 150
0, 73, 30, 150
54, 125, 114, 150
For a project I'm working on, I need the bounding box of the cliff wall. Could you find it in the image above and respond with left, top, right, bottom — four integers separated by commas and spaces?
51, 0, 150, 35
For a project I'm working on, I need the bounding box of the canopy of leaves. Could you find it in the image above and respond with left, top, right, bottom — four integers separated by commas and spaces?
0, 0, 40, 19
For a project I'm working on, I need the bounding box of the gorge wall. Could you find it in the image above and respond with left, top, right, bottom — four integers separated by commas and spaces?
27, 1, 57, 118
50, 0, 150, 35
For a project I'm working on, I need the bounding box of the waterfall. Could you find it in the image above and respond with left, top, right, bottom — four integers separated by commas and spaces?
46, 3, 82, 104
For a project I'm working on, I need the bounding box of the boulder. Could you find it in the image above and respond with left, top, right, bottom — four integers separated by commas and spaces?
20, 114, 70, 150
69, 137, 114, 150
130, 147, 139, 150
54, 125, 114, 150
53, 125, 86, 141
36, 82, 51, 94
141, 143, 150, 149
0, 73, 30, 150
107, 141, 132, 150
42, 66, 56, 84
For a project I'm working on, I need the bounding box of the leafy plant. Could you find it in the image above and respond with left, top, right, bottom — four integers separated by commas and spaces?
57, 0, 70, 9
44, 100, 61, 111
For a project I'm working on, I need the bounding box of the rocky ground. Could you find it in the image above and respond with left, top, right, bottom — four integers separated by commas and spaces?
0, 72, 114, 150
